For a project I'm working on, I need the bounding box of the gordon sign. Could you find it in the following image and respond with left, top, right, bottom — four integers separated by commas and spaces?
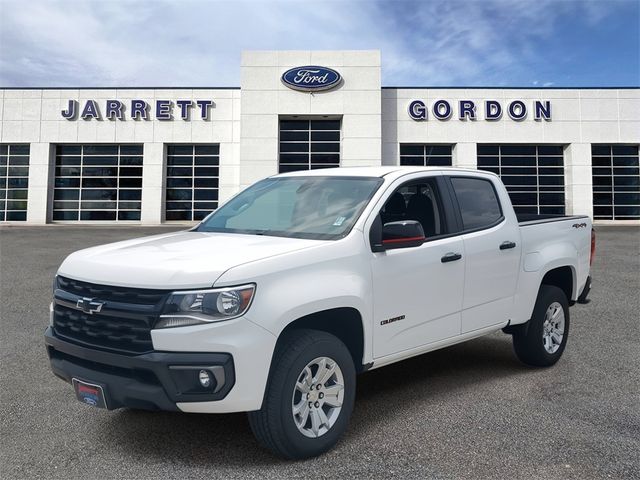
61, 99, 214, 120
408, 99, 552, 121
281, 66, 342, 92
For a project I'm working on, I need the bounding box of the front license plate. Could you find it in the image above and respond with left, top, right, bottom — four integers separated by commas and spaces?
72, 378, 107, 409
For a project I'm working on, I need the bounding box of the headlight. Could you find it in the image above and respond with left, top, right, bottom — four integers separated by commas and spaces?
156, 284, 255, 329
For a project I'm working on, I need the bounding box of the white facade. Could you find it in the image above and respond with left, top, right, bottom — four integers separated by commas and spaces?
1, 50, 638, 224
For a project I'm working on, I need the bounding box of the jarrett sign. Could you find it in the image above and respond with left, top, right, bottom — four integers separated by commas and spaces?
408, 99, 552, 121
61, 99, 214, 120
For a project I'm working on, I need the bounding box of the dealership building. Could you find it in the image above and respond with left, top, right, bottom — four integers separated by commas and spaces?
1, 50, 638, 225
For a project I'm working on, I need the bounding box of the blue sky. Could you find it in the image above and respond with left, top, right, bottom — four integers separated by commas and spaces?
0, 0, 638, 87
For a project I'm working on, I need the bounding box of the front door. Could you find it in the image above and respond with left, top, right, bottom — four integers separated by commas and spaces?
371, 176, 465, 359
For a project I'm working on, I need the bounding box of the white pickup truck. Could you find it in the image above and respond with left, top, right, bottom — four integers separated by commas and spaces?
45, 167, 594, 459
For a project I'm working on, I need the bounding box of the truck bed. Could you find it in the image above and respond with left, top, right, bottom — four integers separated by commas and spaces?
517, 213, 589, 226
510, 212, 592, 324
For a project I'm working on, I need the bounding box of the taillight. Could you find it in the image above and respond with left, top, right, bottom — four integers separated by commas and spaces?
590, 228, 596, 266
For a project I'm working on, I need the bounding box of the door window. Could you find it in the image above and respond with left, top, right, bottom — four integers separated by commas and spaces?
380, 179, 445, 237
450, 177, 503, 230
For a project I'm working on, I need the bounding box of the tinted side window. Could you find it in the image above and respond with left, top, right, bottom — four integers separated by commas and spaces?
450, 177, 502, 230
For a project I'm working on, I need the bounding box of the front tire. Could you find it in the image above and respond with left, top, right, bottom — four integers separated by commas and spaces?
248, 329, 356, 459
513, 285, 570, 367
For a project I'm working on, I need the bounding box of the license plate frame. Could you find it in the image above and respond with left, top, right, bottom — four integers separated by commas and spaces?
72, 378, 107, 409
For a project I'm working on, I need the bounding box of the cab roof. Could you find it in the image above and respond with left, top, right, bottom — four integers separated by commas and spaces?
274, 166, 497, 181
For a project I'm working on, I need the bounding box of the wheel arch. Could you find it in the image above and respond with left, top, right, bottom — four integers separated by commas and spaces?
506, 264, 576, 335
275, 307, 367, 373
540, 264, 576, 304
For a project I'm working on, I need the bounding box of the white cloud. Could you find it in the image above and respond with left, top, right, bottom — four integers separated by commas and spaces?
0, 0, 633, 87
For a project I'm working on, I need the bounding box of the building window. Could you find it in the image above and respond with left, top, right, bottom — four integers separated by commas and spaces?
165, 144, 220, 221
279, 119, 340, 173
0, 144, 29, 221
477, 144, 565, 215
399, 144, 452, 166
592, 145, 640, 220
53, 144, 143, 221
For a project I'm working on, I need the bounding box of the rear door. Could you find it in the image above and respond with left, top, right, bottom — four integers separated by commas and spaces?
447, 175, 522, 333
370, 174, 465, 358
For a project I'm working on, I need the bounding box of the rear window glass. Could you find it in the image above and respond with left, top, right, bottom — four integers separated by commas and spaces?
451, 177, 502, 230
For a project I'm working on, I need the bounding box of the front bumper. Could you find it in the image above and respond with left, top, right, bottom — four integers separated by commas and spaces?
45, 313, 277, 413
45, 327, 235, 411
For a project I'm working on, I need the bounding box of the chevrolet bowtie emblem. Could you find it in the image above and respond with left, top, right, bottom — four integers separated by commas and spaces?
76, 297, 105, 315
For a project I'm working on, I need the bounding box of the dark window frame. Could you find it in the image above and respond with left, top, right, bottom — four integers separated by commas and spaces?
278, 119, 341, 173
165, 144, 220, 222
591, 144, 640, 220
477, 144, 566, 216
53, 144, 143, 222
399, 144, 453, 167
0, 144, 30, 221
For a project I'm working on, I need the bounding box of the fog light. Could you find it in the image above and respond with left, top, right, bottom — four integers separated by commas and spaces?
168, 365, 225, 394
198, 370, 211, 388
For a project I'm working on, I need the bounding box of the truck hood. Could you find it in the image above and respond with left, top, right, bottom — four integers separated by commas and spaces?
57, 230, 321, 289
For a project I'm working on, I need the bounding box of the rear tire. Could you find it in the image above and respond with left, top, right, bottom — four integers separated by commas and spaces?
248, 329, 356, 459
513, 285, 570, 367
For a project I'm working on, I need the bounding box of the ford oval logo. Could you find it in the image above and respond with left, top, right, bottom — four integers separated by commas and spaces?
281, 66, 342, 92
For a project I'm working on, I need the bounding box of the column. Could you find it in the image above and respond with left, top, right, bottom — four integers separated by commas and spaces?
26, 142, 53, 224
564, 143, 593, 218
140, 142, 165, 224
453, 142, 477, 169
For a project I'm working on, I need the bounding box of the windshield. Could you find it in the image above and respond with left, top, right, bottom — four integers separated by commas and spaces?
197, 176, 383, 240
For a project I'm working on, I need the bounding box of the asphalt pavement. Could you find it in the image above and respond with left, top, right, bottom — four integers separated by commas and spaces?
0, 225, 638, 479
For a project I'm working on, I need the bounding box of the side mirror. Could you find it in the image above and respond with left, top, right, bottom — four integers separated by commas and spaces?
378, 220, 425, 250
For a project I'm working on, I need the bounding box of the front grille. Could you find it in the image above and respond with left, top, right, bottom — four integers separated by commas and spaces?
53, 276, 170, 354
57, 276, 167, 305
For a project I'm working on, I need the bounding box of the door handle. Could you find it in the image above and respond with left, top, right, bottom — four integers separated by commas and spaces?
441, 252, 462, 263
500, 241, 517, 250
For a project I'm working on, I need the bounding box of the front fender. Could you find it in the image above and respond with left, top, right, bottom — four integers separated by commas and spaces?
215, 234, 374, 363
